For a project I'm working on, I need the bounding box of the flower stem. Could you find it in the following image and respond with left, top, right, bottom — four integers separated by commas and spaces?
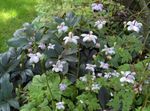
45, 73, 53, 100
77, 45, 80, 78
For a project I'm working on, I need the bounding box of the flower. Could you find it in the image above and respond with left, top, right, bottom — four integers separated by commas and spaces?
91, 3, 103, 11
102, 45, 115, 55
52, 60, 66, 72
81, 31, 97, 44
120, 71, 136, 84
38, 43, 46, 50
92, 75, 96, 81
56, 102, 65, 110
133, 84, 142, 93
111, 70, 120, 77
79, 100, 84, 104
126, 20, 142, 33
63, 32, 79, 44
99, 61, 109, 69
28, 52, 42, 64
91, 83, 100, 91
94, 20, 106, 29
79, 76, 87, 82
104, 71, 120, 79
48, 43, 55, 49
59, 83, 67, 91
57, 22, 68, 33
85, 64, 96, 72
97, 73, 102, 77
104, 72, 112, 79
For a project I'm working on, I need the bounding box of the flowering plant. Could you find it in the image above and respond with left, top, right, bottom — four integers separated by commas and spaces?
0, 0, 150, 111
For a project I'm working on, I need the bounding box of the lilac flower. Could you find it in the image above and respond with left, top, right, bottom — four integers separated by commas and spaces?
38, 43, 46, 50
48, 43, 55, 49
125, 20, 142, 33
120, 71, 136, 84
81, 31, 97, 44
52, 60, 66, 72
57, 22, 68, 33
56, 102, 65, 110
28, 52, 42, 64
99, 61, 109, 69
86, 64, 96, 72
63, 32, 79, 44
59, 83, 67, 91
102, 45, 115, 55
94, 20, 106, 29
91, 3, 103, 11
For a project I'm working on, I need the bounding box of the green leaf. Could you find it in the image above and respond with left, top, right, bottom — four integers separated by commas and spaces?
63, 56, 78, 62
8, 37, 28, 47
0, 103, 10, 111
8, 99, 19, 109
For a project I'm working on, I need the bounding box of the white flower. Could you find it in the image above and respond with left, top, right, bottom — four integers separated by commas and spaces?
56, 102, 65, 110
104, 71, 119, 79
92, 75, 96, 81
120, 71, 136, 84
86, 64, 96, 72
126, 20, 142, 33
38, 43, 46, 50
91, 3, 103, 11
111, 70, 120, 77
79, 100, 84, 104
63, 32, 79, 44
102, 45, 115, 55
79, 76, 87, 82
91, 83, 100, 91
52, 60, 66, 72
59, 83, 67, 91
81, 31, 97, 44
85, 87, 90, 91
48, 43, 55, 49
104, 72, 112, 79
100, 61, 109, 69
57, 22, 68, 33
97, 73, 102, 77
28, 52, 42, 64
94, 20, 106, 29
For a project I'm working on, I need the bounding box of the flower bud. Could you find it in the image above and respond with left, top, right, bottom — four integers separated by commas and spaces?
95, 43, 100, 48
20, 63, 22, 68
28, 48, 32, 52
107, 55, 112, 60
92, 54, 97, 59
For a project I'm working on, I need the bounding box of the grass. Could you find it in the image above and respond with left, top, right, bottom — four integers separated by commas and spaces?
0, 0, 38, 52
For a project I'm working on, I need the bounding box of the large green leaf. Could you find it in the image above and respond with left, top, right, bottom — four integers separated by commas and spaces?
8, 37, 28, 48
0, 74, 19, 111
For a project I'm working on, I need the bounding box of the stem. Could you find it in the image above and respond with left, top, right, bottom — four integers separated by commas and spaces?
140, 89, 149, 111
137, 0, 150, 41
76, 45, 80, 78
45, 73, 53, 100
143, 31, 150, 46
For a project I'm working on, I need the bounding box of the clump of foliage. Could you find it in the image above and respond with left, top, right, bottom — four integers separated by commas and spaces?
0, 0, 150, 111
